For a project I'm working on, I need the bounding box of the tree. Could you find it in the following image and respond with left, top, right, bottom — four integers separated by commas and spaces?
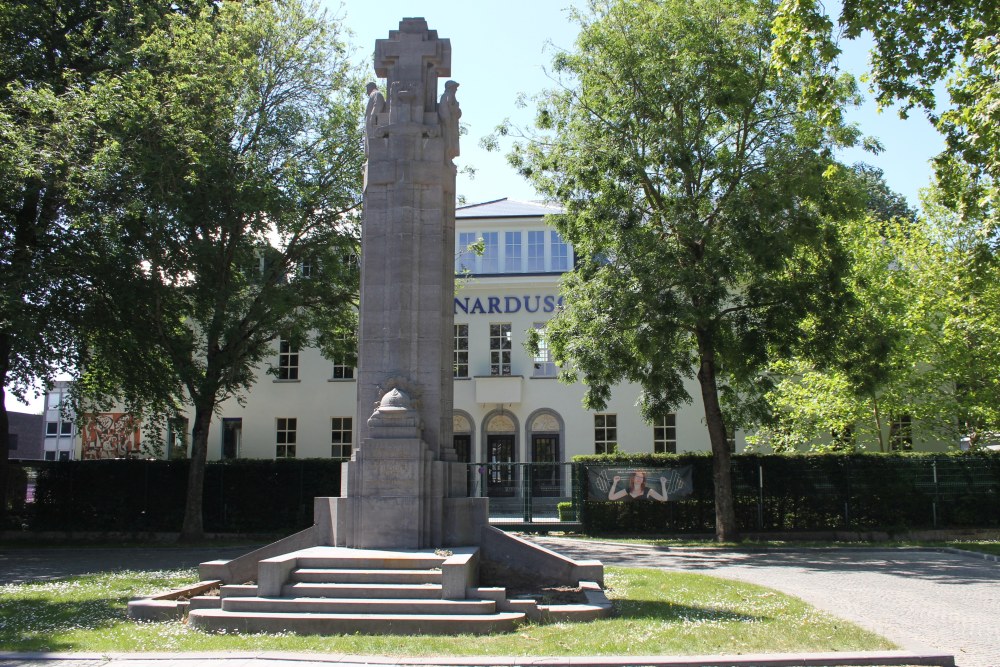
505, 0, 860, 540
754, 173, 1000, 452
772, 0, 998, 235
0, 1, 177, 524
75, 0, 364, 540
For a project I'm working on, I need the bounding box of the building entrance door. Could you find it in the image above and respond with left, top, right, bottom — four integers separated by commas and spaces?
531, 434, 560, 497
485, 434, 515, 497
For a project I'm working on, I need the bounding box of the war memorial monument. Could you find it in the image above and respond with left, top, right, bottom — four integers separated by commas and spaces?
129, 18, 606, 635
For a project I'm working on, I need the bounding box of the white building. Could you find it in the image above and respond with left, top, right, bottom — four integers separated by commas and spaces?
71, 199, 731, 467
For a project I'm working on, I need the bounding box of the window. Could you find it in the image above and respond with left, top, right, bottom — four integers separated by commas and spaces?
45, 422, 58, 437
456, 231, 477, 272
60, 421, 73, 436
489, 323, 512, 376
331, 335, 354, 380
331, 417, 353, 459
889, 415, 912, 451
277, 339, 299, 380
532, 323, 556, 377
595, 414, 618, 454
167, 417, 188, 459
480, 232, 499, 273
504, 231, 522, 272
454, 323, 469, 378
276, 418, 297, 458
47, 393, 61, 410
298, 258, 313, 278
654, 414, 677, 453
551, 231, 570, 272
527, 231, 545, 271
44, 450, 56, 461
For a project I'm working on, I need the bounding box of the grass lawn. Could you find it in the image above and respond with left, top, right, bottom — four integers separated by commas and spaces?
0, 566, 892, 655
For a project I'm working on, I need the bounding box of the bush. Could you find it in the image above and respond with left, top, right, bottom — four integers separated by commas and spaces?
575, 451, 1000, 534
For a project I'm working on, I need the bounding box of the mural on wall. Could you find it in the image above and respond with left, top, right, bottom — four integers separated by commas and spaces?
81, 413, 141, 460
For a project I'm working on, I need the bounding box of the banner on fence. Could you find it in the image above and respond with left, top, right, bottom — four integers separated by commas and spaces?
588, 466, 693, 502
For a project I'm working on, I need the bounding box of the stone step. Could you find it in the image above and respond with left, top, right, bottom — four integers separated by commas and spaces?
220, 585, 258, 598
291, 568, 442, 585
221, 596, 496, 615
282, 582, 443, 599
188, 608, 525, 636
296, 554, 444, 570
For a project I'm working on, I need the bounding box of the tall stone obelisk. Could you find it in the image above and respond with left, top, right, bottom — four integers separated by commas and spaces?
317, 18, 487, 549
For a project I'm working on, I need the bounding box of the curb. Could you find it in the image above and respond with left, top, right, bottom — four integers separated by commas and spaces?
0, 650, 957, 667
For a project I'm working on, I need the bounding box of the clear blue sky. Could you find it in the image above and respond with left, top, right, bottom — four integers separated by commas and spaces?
3, 1, 945, 414
333, 0, 944, 208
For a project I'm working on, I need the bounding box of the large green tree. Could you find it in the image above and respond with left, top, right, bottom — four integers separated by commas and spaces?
0, 1, 180, 523
76, 0, 364, 540
772, 0, 998, 234
506, 0, 861, 540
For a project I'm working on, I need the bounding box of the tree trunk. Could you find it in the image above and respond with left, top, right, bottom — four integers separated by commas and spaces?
695, 327, 739, 542
179, 403, 214, 542
0, 335, 11, 527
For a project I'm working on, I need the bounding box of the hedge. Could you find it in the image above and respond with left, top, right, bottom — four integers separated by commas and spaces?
574, 451, 1000, 534
10, 458, 342, 533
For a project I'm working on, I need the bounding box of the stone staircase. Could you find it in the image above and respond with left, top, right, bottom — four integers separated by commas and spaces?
186, 546, 527, 635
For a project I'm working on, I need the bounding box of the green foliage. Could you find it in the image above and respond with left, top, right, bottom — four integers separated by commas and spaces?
507, 0, 863, 540
773, 0, 998, 238
57, 0, 365, 538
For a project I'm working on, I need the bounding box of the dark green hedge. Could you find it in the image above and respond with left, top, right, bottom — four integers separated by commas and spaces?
575, 451, 1000, 534
18, 458, 342, 533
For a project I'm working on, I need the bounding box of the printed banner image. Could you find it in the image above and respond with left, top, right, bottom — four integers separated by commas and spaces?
588, 466, 693, 502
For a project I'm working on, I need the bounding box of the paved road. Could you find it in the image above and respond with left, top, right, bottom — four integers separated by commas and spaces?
529, 537, 1000, 667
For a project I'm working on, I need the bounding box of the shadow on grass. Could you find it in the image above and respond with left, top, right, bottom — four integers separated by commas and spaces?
0, 595, 129, 651
612, 597, 764, 624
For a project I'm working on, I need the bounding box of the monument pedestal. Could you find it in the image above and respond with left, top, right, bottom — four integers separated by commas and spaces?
315, 388, 487, 549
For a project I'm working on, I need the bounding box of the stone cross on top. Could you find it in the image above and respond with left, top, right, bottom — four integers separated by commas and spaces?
374, 18, 451, 114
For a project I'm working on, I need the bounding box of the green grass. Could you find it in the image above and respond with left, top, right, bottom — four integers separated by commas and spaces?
0, 567, 893, 655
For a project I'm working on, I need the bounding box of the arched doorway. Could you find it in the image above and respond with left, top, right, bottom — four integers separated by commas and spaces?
527, 409, 564, 497
452, 411, 474, 463
483, 410, 518, 497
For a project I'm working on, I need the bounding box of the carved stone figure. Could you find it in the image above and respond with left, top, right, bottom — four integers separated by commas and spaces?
364, 82, 386, 153
438, 80, 461, 161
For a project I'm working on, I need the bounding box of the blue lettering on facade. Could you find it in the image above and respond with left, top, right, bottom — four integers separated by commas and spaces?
453, 294, 564, 315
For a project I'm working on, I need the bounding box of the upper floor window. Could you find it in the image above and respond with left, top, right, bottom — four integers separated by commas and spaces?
60, 421, 73, 436
480, 232, 499, 273
527, 231, 546, 272
45, 422, 58, 437
489, 323, 512, 376
456, 231, 477, 273
595, 414, 618, 455
504, 231, 522, 272
330, 334, 354, 380
454, 324, 469, 378
532, 323, 556, 377
654, 414, 677, 453
277, 339, 299, 380
551, 231, 569, 272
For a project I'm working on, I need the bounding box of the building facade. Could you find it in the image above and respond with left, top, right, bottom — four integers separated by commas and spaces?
68, 199, 736, 464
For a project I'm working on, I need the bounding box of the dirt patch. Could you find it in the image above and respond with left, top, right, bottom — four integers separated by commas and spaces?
507, 585, 587, 605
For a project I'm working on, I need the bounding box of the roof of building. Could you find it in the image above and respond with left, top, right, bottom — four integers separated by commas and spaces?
456, 198, 562, 219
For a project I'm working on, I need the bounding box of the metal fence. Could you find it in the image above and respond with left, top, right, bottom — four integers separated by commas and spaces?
467, 462, 581, 524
